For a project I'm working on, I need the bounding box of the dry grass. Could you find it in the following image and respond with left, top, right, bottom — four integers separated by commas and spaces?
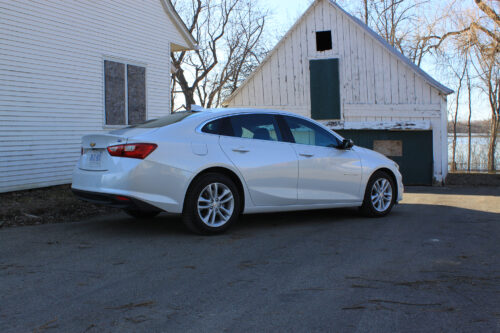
0, 185, 119, 228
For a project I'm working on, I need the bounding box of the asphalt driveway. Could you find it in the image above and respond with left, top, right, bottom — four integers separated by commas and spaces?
1, 186, 499, 332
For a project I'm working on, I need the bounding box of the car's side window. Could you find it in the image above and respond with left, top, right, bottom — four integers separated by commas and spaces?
284, 116, 340, 148
201, 117, 233, 136
228, 114, 282, 142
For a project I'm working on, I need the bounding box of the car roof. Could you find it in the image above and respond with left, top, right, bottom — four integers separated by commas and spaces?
191, 107, 309, 121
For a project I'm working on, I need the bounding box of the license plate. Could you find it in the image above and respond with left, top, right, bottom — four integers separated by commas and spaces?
87, 150, 102, 168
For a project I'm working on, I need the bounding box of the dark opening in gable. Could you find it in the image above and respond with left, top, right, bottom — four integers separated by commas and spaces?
316, 31, 332, 51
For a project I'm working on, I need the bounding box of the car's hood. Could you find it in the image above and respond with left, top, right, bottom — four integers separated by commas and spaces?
353, 146, 393, 163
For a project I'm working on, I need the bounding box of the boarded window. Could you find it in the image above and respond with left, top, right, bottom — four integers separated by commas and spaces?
309, 58, 341, 120
127, 65, 146, 125
104, 60, 146, 125
104, 60, 126, 125
316, 31, 332, 51
373, 140, 403, 157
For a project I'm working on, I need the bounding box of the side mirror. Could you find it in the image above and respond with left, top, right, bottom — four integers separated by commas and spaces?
341, 139, 354, 150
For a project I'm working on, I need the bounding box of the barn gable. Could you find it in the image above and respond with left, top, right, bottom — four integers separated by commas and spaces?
224, 0, 451, 118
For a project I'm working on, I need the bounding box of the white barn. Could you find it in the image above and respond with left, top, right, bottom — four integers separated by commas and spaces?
224, 0, 453, 185
0, 0, 196, 192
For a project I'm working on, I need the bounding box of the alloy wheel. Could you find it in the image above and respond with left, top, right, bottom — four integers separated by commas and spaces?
370, 178, 393, 212
197, 182, 234, 227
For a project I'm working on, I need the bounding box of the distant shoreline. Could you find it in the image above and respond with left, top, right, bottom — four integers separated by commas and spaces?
448, 133, 497, 138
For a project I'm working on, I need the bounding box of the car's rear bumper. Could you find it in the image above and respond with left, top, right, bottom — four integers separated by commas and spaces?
71, 188, 162, 212
71, 160, 193, 214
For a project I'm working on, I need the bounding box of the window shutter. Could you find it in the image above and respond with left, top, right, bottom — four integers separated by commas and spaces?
104, 60, 126, 125
127, 65, 146, 125
309, 59, 341, 120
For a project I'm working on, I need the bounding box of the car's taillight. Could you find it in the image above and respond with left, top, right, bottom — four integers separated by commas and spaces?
107, 143, 157, 159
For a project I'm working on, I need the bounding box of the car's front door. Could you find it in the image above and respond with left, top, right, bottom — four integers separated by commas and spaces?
281, 115, 362, 204
218, 114, 298, 206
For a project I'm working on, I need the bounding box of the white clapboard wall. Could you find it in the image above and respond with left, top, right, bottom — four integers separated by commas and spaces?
0, 0, 188, 192
225, 0, 452, 183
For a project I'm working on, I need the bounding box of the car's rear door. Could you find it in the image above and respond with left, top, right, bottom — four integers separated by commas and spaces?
218, 114, 298, 206
281, 115, 362, 204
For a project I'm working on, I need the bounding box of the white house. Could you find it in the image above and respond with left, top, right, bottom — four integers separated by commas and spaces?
224, 0, 453, 185
0, 0, 196, 192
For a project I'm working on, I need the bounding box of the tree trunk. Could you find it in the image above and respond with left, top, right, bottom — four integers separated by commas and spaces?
488, 115, 499, 171
174, 67, 196, 110
466, 68, 472, 172
451, 108, 458, 172
452, 70, 465, 172
364, 0, 368, 25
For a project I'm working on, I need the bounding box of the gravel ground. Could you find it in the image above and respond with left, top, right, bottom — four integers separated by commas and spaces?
0, 185, 119, 228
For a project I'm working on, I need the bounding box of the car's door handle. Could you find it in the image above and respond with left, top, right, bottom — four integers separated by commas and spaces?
299, 153, 314, 158
232, 147, 250, 153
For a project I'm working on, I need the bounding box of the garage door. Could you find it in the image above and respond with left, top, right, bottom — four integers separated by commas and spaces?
335, 130, 433, 185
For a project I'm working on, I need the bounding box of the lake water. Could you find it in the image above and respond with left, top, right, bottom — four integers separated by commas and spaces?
448, 135, 499, 171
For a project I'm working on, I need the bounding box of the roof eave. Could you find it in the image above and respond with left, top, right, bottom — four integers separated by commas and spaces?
161, 0, 197, 51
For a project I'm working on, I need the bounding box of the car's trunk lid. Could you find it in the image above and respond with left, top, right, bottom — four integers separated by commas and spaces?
79, 128, 157, 171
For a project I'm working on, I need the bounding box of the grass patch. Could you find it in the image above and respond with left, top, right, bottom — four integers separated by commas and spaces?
0, 184, 119, 228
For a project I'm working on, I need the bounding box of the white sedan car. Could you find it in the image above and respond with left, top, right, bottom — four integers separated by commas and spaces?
72, 108, 403, 234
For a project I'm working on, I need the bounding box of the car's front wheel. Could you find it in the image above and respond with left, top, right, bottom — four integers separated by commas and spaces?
360, 171, 396, 217
183, 173, 241, 234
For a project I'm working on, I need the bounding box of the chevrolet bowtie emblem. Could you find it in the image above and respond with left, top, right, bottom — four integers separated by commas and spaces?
90, 142, 96, 147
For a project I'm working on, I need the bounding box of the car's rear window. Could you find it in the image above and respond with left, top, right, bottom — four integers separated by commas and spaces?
202, 117, 233, 136
128, 111, 196, 128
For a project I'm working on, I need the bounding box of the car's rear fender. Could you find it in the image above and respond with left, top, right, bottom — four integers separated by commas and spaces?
183, 164, 250, 215
128, 129, 253, 214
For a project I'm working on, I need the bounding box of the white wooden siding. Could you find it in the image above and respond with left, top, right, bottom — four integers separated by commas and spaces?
226, 0, 449, 182
227, 0, 443, 116
0, 0, 185, 192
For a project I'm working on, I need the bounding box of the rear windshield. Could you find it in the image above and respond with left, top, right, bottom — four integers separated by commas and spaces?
128, 111, 196, 128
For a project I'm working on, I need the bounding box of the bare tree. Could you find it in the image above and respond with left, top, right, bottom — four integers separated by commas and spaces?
474, 46, 500, 171
339, 0, 437, 67
171, 0, 268, 110
471, 0, 499, 171
465, 62, 473, 172
448, 58, 467, 171
363, 0, 369, 25
430, 0, 499, 171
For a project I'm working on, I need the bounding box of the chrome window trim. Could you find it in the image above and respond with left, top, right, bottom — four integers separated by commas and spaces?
195, 111, 345, 144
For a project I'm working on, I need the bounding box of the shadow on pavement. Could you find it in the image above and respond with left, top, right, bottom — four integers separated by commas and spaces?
83, 206, 406, 237
405, 186, 500, 196
77, 186, 499, 237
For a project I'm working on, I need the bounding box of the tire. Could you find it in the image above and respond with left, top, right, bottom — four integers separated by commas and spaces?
182, 173, 241, 235
360, 170, 396, 217
124, 208, 160, 219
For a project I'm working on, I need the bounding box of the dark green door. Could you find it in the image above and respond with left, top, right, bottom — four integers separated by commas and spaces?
310, 59, 341, 120
335, 130, 434, 185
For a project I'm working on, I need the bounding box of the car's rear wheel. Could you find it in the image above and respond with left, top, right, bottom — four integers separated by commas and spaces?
183, 173, 241, 234
123, 208, 161, 219
360, 171, 396, 217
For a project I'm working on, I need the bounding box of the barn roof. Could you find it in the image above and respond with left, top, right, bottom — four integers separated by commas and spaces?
224, 0, 452, 105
